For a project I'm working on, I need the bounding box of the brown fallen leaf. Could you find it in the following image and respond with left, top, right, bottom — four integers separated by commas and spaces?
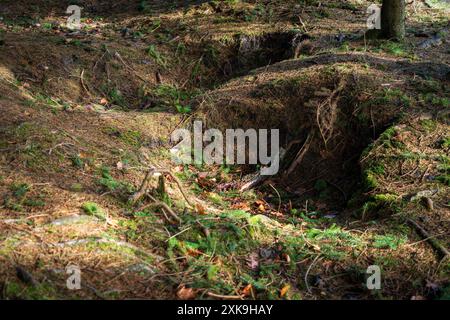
177, 286, 197, 300
231, 202, 251, 211
257, 204, 266, 212
197, 176, 214, 189
270, 211, 283, 217
255, 199, 265, 206
196, 203, 207, 215
186, 247, 203, 257
198, 172, 209, 179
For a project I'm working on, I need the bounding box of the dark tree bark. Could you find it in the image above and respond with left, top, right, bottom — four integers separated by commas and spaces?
381, 0, 406, 40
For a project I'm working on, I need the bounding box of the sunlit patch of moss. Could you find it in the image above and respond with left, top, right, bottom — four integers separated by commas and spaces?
119, 130, 142, 147
97, 166, 135, 196
70, 183, 84, 192
363, 169, 380, 190
440, 137, 450, 149
361, 193, 401, 220
207, 192, 226, 206
82, 202, 106, 220
0, 235, 22, 256
375, 41, 414, 59
420, 119, 437, 133
378, 126, 404, 149
372, 234, 407, 250
4, 281, 59, 300
436, 174, 450, 186
7, 122, 56, 170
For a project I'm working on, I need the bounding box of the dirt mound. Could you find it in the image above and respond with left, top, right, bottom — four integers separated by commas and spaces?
197, 57, 409, 203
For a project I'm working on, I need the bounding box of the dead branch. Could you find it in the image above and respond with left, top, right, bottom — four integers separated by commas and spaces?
129, 168, 156, 204
80, 69, 93, 98
407, 218, 450, 258
206, 291, 244, 300
139, 194, 182, 224
285, 132, 314, 176
305, 254, 322, 294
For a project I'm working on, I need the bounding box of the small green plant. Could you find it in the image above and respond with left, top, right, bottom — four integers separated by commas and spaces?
107, 87, 126, 107
11, 183, 30, 199
373, 234, 406, 250
42, 22, 53, 30
138, 0, 151, 13
97, 166, 135, 196
384, 88, 411, 107
23, 198, 46, 207
70, 155, 84, 168
82, 202, 106, 220
147, 45, 166, 67
153, 84, 192, 114
436, 174, 450, 186
98, 167, 121, 191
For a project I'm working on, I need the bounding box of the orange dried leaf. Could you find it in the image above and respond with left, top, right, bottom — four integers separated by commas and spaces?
241, 284, 253, 297
186, 247, 203, 257
196, 204, 206, 215
231, 202, 251, 211
177, 286, 196, 300
255, 200, 265, 206
280, 284, 290, 298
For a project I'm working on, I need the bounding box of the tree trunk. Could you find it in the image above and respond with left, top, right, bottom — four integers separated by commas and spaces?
381, 0, 406, 40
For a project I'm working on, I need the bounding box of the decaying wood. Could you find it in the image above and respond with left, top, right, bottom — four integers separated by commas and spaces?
129, 168, 157, 204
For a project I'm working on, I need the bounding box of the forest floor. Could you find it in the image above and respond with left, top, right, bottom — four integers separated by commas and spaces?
0, 0, 449, 300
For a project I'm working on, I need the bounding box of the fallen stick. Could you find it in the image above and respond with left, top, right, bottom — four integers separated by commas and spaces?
239, 173, 269, 192
286, 132, 313, 176
240, 148, 287, 192
80, 69, 93, 98
206, 291, 244, 300
407, 218, 450, 258
305, 254, 322, 294
114, 51, 148, 83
